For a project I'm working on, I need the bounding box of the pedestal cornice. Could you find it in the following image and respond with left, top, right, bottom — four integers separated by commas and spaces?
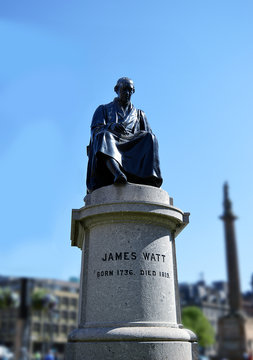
71, 184, 189, 249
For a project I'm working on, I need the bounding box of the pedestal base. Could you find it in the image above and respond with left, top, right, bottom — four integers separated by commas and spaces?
66, 340, 198, 360
66, 324, 197, 359
218, 313, 253, 360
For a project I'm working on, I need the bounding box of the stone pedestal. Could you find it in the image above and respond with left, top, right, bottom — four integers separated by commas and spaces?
66, 184, 197, 360
217, 314, 253, 360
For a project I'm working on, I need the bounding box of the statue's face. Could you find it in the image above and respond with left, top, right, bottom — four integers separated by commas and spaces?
117, 81, 134, 105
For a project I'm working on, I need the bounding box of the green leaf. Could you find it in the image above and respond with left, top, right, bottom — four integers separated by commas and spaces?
182, 306, 215, 347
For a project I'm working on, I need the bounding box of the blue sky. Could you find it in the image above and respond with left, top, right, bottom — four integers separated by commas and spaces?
1, 1, 253, 291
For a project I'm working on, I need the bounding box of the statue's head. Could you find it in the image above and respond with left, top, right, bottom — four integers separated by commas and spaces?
114, 77, 135, 94
114, 77, 135, 106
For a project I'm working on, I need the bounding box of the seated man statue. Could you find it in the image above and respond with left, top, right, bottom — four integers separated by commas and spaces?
86, 77, 163, 193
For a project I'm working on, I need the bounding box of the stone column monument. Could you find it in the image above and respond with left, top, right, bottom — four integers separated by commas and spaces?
66, 77, 197, 359
217, 183, 253, 359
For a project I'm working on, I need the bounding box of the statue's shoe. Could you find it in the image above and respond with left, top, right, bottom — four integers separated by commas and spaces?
114, 172, 127, 184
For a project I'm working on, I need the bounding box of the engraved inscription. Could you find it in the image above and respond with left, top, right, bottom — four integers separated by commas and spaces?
117, 269, 134, 276
102, 252, 137, 261
101, 251, 166, 262
95, 250, 170, 280
97, 270, 114, 278
96, 269, 134, 278
140, 270, 170, 278
142, 253, 166, 262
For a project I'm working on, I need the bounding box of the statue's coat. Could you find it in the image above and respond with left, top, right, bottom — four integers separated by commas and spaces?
86, 98, 162, 192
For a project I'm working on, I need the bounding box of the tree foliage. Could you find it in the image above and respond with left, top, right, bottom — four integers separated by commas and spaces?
31, 288, 58, 311
0, 288, 18, 309
31, 288, 48, 310
182, 306, 215, 347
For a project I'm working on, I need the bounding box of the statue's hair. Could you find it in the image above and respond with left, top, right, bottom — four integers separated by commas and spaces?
114, 77, 135, 93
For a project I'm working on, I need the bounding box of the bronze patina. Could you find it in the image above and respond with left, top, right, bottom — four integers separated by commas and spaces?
86, 77, 163, 193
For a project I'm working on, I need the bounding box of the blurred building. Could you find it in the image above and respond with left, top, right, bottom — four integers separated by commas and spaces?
179, 277, 253, 356
0, 275, 79, 358
179, 280, 229, 338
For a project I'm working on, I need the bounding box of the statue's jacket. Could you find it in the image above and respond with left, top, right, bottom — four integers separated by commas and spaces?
86, 98, 162, 193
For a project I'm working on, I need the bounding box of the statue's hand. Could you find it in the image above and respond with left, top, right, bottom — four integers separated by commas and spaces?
110, 123, 127, 134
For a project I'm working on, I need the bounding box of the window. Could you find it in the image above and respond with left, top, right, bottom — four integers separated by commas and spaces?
53, 324, 59, 333
33, 323, 41, 332
43, 323, 50, 332
61, 297, 69, 306
70, 312, 76, 320
61, 325, 67, 333
62, 311, 68, 319
70, 298, 77, 306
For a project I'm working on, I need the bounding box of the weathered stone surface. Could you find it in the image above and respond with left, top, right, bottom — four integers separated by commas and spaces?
66, 341, 197, 360
66, 184, 197, 359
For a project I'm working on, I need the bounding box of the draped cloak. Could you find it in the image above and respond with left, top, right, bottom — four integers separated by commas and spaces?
86, 98, 163, 193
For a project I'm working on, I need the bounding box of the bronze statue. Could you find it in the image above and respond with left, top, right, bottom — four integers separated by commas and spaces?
86, 77, 163, 193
